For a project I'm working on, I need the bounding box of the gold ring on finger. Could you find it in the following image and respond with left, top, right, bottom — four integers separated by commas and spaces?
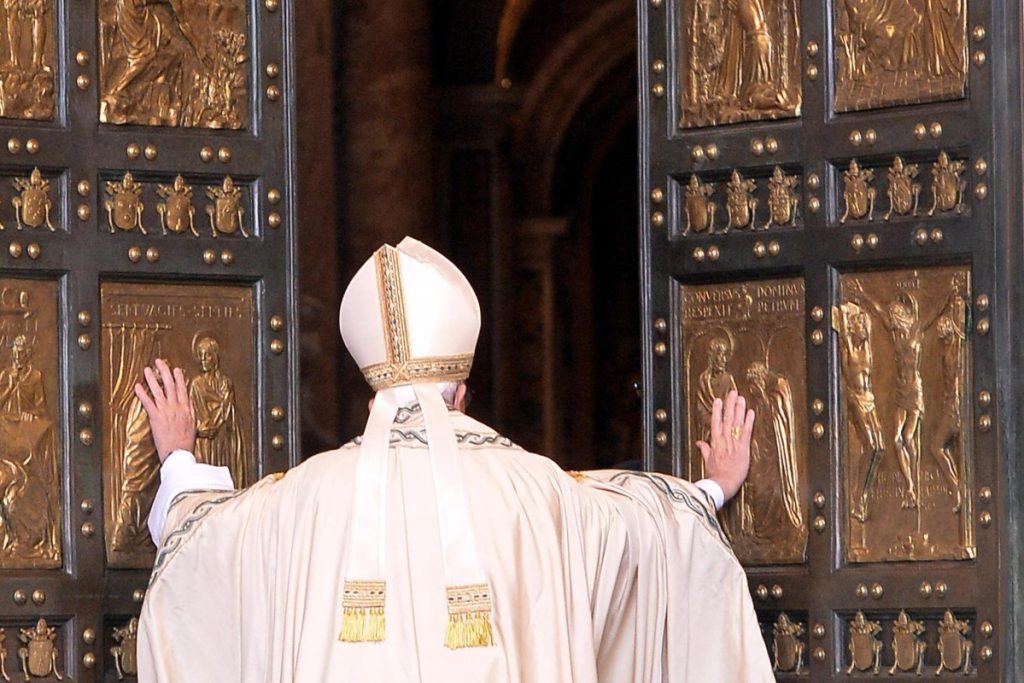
730, 426, 742, 439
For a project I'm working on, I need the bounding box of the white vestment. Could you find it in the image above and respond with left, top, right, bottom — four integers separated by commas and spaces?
139, 408, 772, 682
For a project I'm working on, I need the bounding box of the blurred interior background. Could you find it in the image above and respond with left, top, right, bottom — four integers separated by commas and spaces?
296, 0, 641, 469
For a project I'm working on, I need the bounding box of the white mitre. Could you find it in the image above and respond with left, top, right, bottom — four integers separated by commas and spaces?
340, 237, 480, 390
336, 237, 493, 650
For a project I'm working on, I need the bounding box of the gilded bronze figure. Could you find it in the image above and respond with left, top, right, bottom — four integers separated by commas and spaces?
764, 166, 799, 230
111, 617, 139, 679
936, 610, 973, 675
11, 168, 53, 231
928, 151, 967, 216
206, 176, 249, 238
157, 175, 199, 236
931, 275, 968, 513
840, 160, 876, 224
832, 303, 886, 522
18, 618, 61, 679
771, 613, 805, 674
0, 334, 60, 567
105, 171, 147, 234
723, 169, 757, 232
190, 333, 250, 487
745, 362, 803, 533
683, 174, 717, 235
0, 628, 7, 681
889, 610, 927, 675
885, 156, 921, 221
846, 611, 883, 675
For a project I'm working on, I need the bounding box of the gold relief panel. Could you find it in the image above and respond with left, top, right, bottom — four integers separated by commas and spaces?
99, 0, 249, 128
834, 0, 967, 112
677, 0, 801, 128
0, 0, 55, 120
101, 282, 255, 568
680, 277, 808, 565
0, 278, 61, 569
834, 266, 974, 563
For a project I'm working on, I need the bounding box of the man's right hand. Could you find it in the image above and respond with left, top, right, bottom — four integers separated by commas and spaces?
695, 390, 754, 502
134, 358, 196, 463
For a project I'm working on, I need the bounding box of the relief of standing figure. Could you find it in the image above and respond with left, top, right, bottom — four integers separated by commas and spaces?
189, 334, 249, 487
833, 303, 886, 522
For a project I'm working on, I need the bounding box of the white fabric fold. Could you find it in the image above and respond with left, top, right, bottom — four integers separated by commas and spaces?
413, 384, 487, 587
148, 449, 234, 545
346, 388, 401, 580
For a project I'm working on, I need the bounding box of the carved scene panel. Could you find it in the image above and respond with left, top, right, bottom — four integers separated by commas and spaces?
833, 0, 968, 113
681, 277, 808, 565
0, 0, 55, 120
676, 0, 801, 129
834, 266, 973, 563
0, 278, 61, 570
98, 0, 249, 129
101, 282, 255, 568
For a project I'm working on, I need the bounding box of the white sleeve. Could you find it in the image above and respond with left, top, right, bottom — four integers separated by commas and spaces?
694, 479, 725, 511
148, 449, 235, 546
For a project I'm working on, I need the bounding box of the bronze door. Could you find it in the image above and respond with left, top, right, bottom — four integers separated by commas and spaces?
0, 0, 298, 679
639, 0, 1019, 678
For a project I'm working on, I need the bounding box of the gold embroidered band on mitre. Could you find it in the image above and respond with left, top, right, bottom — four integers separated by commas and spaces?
361, 354, 474, 391
362, 244, 474, 391
338, 580, 386, 643
444, 583, 494, 649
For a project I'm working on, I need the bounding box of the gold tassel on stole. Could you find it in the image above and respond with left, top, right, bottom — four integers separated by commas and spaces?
338, 580, 386, 642
444, 584, 494, 649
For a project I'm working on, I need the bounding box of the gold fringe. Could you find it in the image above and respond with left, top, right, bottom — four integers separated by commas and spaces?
339, 606, 386, 643
445, 610, 494, 649
338, 580, 386, 643
445, 583, 494, 649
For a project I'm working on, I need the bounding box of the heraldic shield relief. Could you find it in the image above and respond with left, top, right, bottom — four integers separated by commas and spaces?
681, 277, 808, 565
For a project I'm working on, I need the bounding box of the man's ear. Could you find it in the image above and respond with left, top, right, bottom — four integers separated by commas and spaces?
454, 383, 468, 413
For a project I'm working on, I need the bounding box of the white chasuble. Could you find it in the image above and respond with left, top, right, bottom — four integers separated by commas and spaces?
139, 409, 773, 682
